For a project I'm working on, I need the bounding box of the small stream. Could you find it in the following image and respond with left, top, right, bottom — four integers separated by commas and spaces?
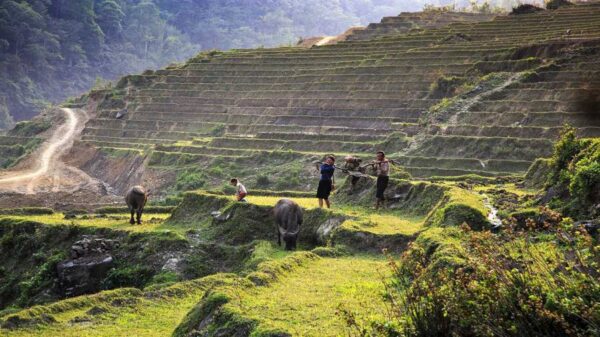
482, 194, 502, 229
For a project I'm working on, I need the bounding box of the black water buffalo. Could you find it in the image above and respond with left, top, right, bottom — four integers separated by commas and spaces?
125, 186, 148, 225
274, 198, 303, 250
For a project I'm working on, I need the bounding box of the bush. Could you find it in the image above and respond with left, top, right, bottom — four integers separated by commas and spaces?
274, 167, 302, 190
175, 169, 207, 191
543, 127, 600, 218
511, 4, 544, 14
429, 76, 468, 98
255, 174, 271, 188
548, 126, 581, 186
546, 0, 572, 10
209, 124, 226, 137
0, 208, 54, 215
353, 226, 600, 336
221, 183, 237, 195
9, 120, 51, 137
102, 265, 154, 289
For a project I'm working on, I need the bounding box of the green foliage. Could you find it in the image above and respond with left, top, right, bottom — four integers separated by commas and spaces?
209, 124, 226, 137
94, 206, 174, 214
16, 250, 66, 307
546, 0, 573, 10
255, 174, 271, 188
9, 119, 51, 137
147, 271, 179, 287
545, 127, 600, 218
221, 183, 237, 195
175, 169, 207, 191
524, 158, 552, 189
0, 0, 436, 122
0, 207, 54, 216
429, 76, 468, 99
274, 166, 302, 190
548, 126, 582, 186
358, 226, 599, 336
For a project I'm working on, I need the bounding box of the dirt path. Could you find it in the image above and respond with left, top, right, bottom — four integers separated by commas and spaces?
0, 108, 77, 185
0, 108, 108, 196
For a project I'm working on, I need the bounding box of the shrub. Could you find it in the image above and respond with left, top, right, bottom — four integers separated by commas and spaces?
544, 127, 600, 218
429, 76, 467, 98
209, 124, 226, 137
548, 126, 581, 186
175, 169, 207, 191
256, 174, 271, 188
274, 167, 302, 190
511, 4, 544, 14
352, 226, 600, 336
102, 265, 154, 289
546, 0, 572, 10
9, 120, 51, 137
0, 208, 54, 215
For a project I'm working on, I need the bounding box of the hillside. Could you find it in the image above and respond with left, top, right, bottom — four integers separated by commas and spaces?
59, 2, 600, 196
0, 2, 598, 337
0, 0, 437, 125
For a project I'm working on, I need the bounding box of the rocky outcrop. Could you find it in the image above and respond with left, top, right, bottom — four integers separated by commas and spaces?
56, 236, 119, 297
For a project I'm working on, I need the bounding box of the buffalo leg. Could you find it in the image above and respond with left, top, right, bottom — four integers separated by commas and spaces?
136, 210, 142, 225
130, 210, 135, 224
277, 232, 281, 246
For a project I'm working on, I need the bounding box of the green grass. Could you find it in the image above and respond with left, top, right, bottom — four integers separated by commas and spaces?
175, 252, 390, 337
232, 256, 388, 336
244, 195, 319, 209
340, 213, 425, 236
0, 213, 173, 233
2, 275, 238, 337
229, 194, 426, 236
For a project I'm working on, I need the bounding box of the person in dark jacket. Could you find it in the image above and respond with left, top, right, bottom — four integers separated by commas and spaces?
316, 155, 335, 208
373, 151, 389, 210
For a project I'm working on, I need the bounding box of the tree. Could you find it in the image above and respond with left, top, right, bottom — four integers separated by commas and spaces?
95, 0, 125, 39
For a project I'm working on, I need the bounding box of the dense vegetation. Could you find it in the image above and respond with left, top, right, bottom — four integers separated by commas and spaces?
0, 0, 443, 125
545, 128, 600, 219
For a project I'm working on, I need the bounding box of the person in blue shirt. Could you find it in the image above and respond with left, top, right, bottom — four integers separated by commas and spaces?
316, 155, 335, 208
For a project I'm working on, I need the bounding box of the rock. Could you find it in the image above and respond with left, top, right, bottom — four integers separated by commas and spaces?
213, 210, 233, 222
69, 236, 119, 259
576, 220, 600, 236
162, 258, 180, 272
86, 306, 108, 316
57, 255, 114, 297
58, 236, 120, 297
316, 217, 345, 243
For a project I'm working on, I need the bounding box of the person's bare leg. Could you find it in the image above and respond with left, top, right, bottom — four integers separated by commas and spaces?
318, 198, 323, 208
325, 199, 331, 209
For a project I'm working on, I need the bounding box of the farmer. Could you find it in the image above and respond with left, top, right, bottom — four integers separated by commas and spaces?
372, 151, 389, 210
230, 178, 248, 202
316, 155, 335, 209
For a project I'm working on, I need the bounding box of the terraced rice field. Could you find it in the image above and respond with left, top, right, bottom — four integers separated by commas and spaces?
76, 2, 600, 184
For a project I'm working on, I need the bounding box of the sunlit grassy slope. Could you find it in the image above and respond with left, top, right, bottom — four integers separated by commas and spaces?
0, 213, 172, 233
228, 255, 389, 336
213, 194, 428, 236
2, 275, 237, 337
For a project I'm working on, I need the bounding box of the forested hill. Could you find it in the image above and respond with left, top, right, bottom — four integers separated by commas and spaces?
0, 0, 435, 127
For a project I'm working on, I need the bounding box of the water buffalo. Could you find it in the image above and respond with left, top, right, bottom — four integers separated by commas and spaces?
125, 186, 148, 225
274, 199, 303, 250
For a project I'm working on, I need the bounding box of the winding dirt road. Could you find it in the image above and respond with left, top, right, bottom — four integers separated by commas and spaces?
0, 108, 77, 184
0, 108, 104, 195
